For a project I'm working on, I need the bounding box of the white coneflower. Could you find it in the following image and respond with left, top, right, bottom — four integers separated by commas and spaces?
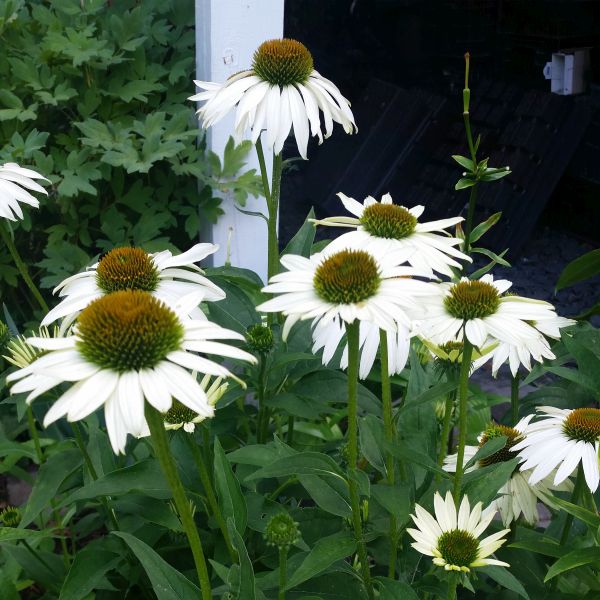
163, 375, 229, 433
190, 38, 356, 159
311, 317, 412, 379
257, 247, 434, 341
8, 291, 255, 454
417, 274, 560, 350
407, 491, 510, 573
472, 313, 575, 376
41, 244, 224, 331
0, 162, 49, 221
312, 193, 469, 278
444, 419, 571, 526
512, 406, 600, 492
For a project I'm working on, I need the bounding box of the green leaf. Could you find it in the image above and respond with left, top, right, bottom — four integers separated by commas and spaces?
471, 246, 511, 267
59, 541, 121, 600
469, 212, 502, 243
298, 474, 351, 517
464, 436, 507, 470
359, 415, 386, 475
509, 538, 564, 558
451, 155, 475, 171
227, 518, 256, 599
283, 208, 316, 258
544, 547, 600, 582
385, 442, 450, 478
286, 532, 356, 590
541, 492, 600, 529
21, 449, 82, 527
214, 438, 247, 535
112, 531, 200, 599
59, 459, 169, 507
402, 380, 458, 412
0, 527, 52, 543
462, 458, 519, 505
375, 577, 419, 600
371, 484, 411, 522
246, 452, 346, 482
455, 177, 476, 190
556, 249, 600, 291
479, 167, 511, 182
481, 565, 529, 599
221, 138, 254, 179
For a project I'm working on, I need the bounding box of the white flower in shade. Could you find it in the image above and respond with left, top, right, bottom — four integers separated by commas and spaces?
312, 317, 411, 379
0, 162, 49, 221
163, 375, 229, 433
7, 291, 256, 454
417, 274, 561, 351
472, 313, 575, 376
407, 491, 510, 572
512, 406, 600, 493
257, 247, 435, 341
190, 38, 356, 159
41, 244, 225, 331
444, 419, 571, 526
312, 193, 469, 278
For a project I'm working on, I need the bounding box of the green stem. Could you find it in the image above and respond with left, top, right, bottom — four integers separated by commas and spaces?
510, 372, 520, 426
287, 416, 294, 445
346, 321, 374, 600
26, 407, 70, 566
379, 330, 398, 579
184, 434, 236, 564
279, 547, 288, 600
437, 391, 456, 475
255, 137, 272, 204
145, 405, 212, 599
462, 184, 479, 256
559, 463, 584, 546
447, 572, 459, 600
0, 222, 48, 312
452, 339, 473, 506
257, 354, 268, 443
70, 421, 120, 532
267, 152, 283, 281
268, 477, 298, 501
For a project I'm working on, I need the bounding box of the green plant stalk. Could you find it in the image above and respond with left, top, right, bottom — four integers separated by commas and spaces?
256, 353, 269, 443
26, 407, 70, 566
279, 547, 288, 600
437, 391, 456, 474
0, 222, 48, 312
559, 463, 584, 546
269, 152, 283, 280
145, 405, 212, 600
510, 372, 520, 425
461, 52, 479, 256
379, 330, 399, 578
452, 338, 474, 505
184, 434, 236, 563
70, 421, 121, 532
346, 321, 374, 600
287, 416, 295, 445
447, 572, 459, 600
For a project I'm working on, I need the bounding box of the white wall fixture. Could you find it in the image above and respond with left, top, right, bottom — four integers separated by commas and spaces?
195, 0, 285, 281
543, 48, 590, 96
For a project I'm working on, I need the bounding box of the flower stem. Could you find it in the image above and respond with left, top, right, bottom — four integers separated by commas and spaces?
256, 353, 269, 443
184, 434, 236, 563
462, 184, 479, 256
510, 372, 520, 425
255, 137, 272, 204
287, 416, 295, 445
379, 329, 399, 578
447, 572, 459, 600
279, 547, 288, 600
346, 321, 374, 600
268, 152, 283, 280
0, 222, 48, 312
145, 405, 212, 599
559, 463, 584, 546
452, 338, 473, 506
26, 407, 70, 566
437, 391, 456, 474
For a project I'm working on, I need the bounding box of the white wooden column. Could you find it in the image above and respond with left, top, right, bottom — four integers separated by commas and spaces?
195, 0, 285, 282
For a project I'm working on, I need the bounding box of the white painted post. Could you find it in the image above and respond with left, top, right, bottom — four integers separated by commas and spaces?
195, 0, 285, 282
